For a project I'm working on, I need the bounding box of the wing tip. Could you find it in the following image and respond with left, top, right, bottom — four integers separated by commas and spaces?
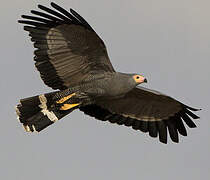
183, 104, 202, 112
37, 4, 44, 9
50, 2, 56, 6
18, 20, 24, 24
160, 141, 167, 144
50, 2, 61, 9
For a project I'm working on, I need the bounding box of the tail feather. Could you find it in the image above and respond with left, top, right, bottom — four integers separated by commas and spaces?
16, 92, 74, 132
24, 112, 54, 132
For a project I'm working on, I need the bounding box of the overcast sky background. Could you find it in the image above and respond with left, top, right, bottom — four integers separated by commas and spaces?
1, 0, 209, 179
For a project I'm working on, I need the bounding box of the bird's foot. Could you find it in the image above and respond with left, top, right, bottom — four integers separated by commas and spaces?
56, 93, 76, 104
59, 103, 80, 110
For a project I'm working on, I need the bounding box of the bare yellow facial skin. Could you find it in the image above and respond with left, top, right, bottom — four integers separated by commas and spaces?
133, 75, 147, 84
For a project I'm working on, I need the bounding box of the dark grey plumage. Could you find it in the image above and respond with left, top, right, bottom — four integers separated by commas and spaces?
16, 2, 201, 144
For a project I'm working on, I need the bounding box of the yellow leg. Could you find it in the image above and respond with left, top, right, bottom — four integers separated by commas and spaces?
56, 93, 76, 104
60, 103, 80, 110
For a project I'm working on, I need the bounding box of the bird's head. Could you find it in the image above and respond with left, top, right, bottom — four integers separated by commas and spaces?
132, 74, 147, 85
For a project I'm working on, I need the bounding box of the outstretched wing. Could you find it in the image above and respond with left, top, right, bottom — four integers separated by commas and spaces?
80, 87, 200, 143
18, 2, 115, 90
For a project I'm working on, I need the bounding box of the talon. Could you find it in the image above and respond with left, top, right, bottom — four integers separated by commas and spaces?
56, 93, 76, 104
60, 103, 80, 110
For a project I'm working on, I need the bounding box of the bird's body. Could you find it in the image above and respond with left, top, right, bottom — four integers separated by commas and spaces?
79, 72, 139, 98
16, 2, 201, 143
54, 72, 140, 102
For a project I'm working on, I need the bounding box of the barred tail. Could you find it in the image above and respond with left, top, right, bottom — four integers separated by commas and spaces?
16, 92, 74, 132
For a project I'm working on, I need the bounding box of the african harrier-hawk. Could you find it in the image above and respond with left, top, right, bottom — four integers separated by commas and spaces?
16, 2, 201, 144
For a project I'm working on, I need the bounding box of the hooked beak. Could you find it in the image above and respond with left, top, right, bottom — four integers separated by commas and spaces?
144, 78, 148, 83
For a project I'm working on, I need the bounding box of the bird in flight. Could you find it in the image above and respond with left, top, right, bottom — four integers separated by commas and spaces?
16, 2, 201, 143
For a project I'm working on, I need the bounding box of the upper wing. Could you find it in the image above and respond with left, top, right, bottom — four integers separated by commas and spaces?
18, 2, 115, 90
80, 87, 200, 143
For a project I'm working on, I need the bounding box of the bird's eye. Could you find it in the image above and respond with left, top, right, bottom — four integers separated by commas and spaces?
136, 76, 140, 79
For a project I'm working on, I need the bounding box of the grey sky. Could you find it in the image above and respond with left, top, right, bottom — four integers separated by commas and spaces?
1, 0, 209, 179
